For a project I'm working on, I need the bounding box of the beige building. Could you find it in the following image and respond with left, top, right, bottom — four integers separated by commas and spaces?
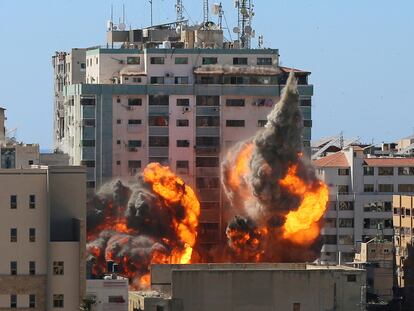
86, 277, 128, 311
314, 147, 414, 264
133, 263, 366, 311
352, 239, 393, 302
0, 166, 86, 310
393, 195, 414, 310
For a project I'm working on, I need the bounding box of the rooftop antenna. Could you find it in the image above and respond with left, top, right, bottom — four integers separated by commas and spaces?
107, 4, 114, 31
119, 3, 126, 31
234, 0, 255, 48
176, 0, 184, 22
149, 0, 153, 26
212, 3, 224, 29
203, 0, 209, 24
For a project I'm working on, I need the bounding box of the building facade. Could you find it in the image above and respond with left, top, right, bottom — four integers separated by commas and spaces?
314, 147, 414, 264
86, 277, 128, 311
393, 195, 414, 310
0, 166, 86, 310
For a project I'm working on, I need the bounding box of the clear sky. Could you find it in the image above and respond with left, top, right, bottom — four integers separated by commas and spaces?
0, 0, 413, 149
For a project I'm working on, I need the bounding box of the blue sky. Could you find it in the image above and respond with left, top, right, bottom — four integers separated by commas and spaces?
0, 0, 413, 149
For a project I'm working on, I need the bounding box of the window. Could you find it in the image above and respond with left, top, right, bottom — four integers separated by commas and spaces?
53, 261, 64, 275
80, 98, 95, 106
83, 119, 95, 127
177, 161, 189, 170
86, 181, 95, 188
258, 120, 267, 127
96, 57, 99, 65
175, 76, 189, 84
324, 218, 336, 228
300, 99, 311, 106
177, 98, 190, 106
128, 119, 142, 125
127, 57, 140, 64
128, 140, 142, 149
108, 296, 125, 303
10, 294, 16, 308
378, 184, 394, 193
117, 119, 122, 124
399, 184, 414, 193
230, 76, 244, 84
150, 77, 165, 84
226, 99, 245, 107
10, 195, 17, 209
303, 120, 313, 127
378, 167, 394, 176
80, 63, 86, 69
347, 274, 357, 282
116, 161, 121, 165
196, 96, 220, 106
338, 235, 354, 245
29, 295, 35, 308
196, 137, 220, 147
233, 57, 248, 65
81, 161, 95, 168
398, 167, 414, 176
176, 119, 189, 127
149, 95, 169, 106
196, 177, 220, 189
293, 303, 301, 311
11, 228, 17, 242
133, 77, 142, 83
339, 219, 354, 228
28, 160, 34, 165
338, 169, 349, 176
53, 294, 64, 308
257, 57, 272, 65
364, 184, 374, 193
149, 137, 169, 147
150, 57, 165, 64
10, 261, 17, 275
29, 228, 36, 242
196, 157, 219, 167
202, 57, 218, 65
338, 201, 354, 211
29, 195, 35, 209
363, 166, 374, 176
384, 201, 392, 212
81, 140, 95, 147
149, 116, 168, 126
128, 98, 142, 106
128, 161, 141, 176
337, 185, 349, 194
117, 140, 121, 145
175, 57, 188, 64
177, 140, 190, 148
226, 120, 245, 127
196, 116, 220, 127
322, 235, 337, 245
29, 261, 35, 275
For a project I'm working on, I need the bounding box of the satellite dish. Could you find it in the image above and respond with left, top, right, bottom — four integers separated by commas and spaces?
233, 27, 240, 34
244, 26, 252, 35
119, 23, 126, 31
212, 4, 221, 15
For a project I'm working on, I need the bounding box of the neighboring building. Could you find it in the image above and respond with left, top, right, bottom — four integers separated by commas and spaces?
393, 195, 414, 310
140, 263, 366, 311
0, 107, 40, 169
53, 18, 314, 247
86, 276, 128, 311
396, 135, 414, 156
314, 146, 414, 264
39, 152, 70, 166
0, 165, 86, 310
352, 238, 393, 303
129, 291, 172, 311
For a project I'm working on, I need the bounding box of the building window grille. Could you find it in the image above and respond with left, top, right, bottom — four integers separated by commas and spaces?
29, 261, 36, 275
29, 228, 36, 242
53, 294, 64, 308
378, 167, 394, 176
10, 195, 17, 209
177, 98, 190, 106
233, 57, 248, 65
175, 57, 188, 64
226, 120, 245, 127
29, 195, 35, 209
10, 228, 17, 242
363, 166, 374, 176
176, 119, 189, 127
29, 295, 35, 308
10, 261, 17, 275
128, 98, 142, 106
150, 57, 165, 64
10, 295, 17, 308
53, 262, 64, 275
127, 57, 140, 65
202, 57, 218, 65
257, 58, 273, 65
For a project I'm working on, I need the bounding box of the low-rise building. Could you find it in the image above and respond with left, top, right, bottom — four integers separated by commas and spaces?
393, 194, 414, 310
0, 165, 86, 310
140, 263, 366, 311
86, 276, 128, 311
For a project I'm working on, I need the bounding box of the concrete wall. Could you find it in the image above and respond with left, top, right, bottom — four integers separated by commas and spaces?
170, 269, 365, 311
86, 279, 129, 311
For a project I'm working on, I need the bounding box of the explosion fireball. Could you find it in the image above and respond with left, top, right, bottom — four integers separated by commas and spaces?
86, 72, 329, 288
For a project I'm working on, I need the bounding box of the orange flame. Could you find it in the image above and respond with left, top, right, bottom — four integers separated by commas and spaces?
280, 165, 329, 244
143, 163, 201, 264
227, 143, 254, 193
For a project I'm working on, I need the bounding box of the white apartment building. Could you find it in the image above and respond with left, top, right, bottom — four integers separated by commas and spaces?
53, 21, 314, 246
0, 165, 86, 310
86, 277, 128, 311
314, 146, 414, 263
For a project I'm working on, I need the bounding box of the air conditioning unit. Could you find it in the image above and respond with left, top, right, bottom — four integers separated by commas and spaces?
165, 72, 174, 78
182, 107, 191, 113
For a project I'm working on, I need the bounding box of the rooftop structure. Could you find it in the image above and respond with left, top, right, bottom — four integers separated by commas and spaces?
86, 276, 128, 311
0, 165, 86, 310
314, 146, 414, 264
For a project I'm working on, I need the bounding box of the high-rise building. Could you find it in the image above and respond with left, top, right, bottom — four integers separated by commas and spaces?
314, 146, 414, 263
0, 165, 86, 310
52, 14, 314, 246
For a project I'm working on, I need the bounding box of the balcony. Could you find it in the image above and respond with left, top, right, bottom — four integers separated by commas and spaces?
149, 127, 169, 136
82, 106, 95, 119
196, 106, 220, 116
197, 189, 220, 201
82, 127, 95, 140
149, 147, 169, 157
196, 127, 220, 136
195, 146, 220, 156
196, 167, 220, 177
82, 147, 95, 160
127, 124, 144, 133
149, 106, 169, 116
